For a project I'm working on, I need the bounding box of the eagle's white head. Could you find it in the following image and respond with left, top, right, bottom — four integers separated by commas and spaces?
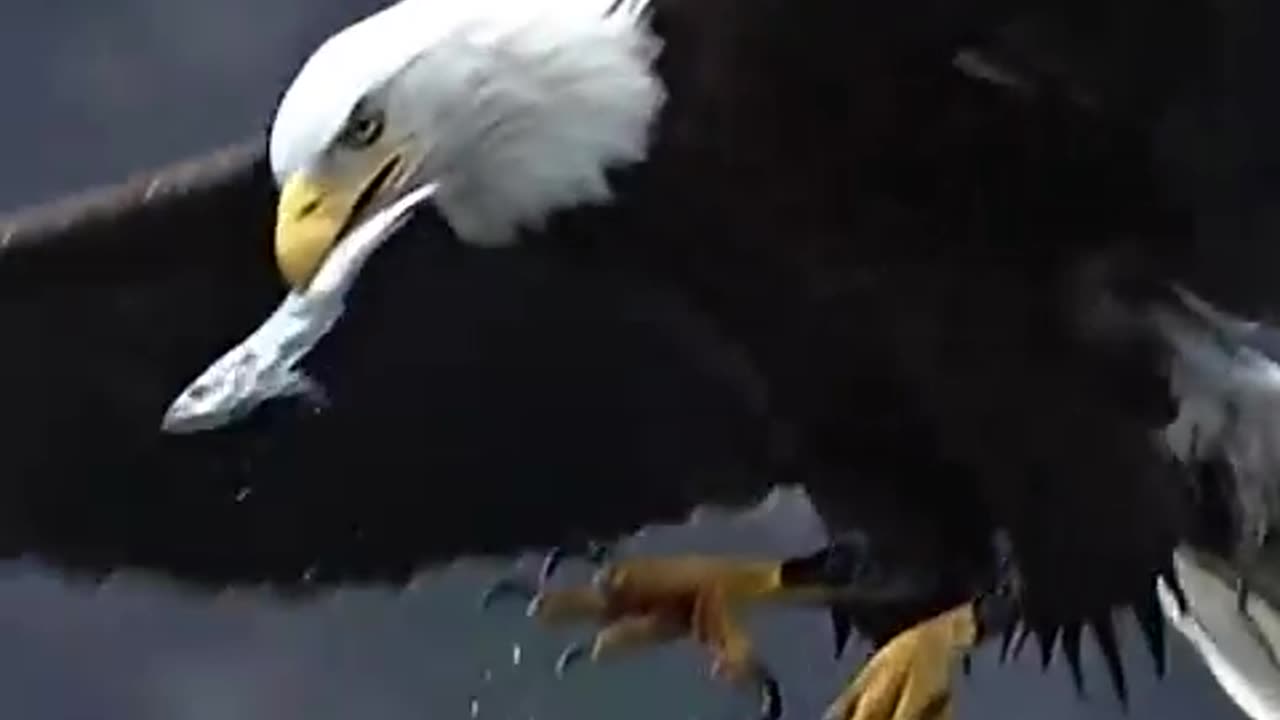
267, 0, 666, 289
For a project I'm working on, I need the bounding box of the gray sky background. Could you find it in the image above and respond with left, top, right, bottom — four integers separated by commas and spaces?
0, 1, 1252, 719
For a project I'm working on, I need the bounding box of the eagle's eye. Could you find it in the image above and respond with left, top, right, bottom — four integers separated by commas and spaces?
338, 106, 385, 149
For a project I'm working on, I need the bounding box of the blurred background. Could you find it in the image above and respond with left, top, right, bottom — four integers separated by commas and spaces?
0, 1, 1250, 718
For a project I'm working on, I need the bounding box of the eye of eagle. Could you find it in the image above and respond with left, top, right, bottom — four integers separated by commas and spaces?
338, 104, 385, 149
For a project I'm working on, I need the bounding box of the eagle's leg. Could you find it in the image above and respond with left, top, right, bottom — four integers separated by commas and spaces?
822, 562, 1021, 720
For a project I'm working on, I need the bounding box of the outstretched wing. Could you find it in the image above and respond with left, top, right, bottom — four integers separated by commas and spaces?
0, 139, 781, 592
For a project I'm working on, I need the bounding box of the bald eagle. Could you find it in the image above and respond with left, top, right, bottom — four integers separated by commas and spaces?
1, 0, 1279, 718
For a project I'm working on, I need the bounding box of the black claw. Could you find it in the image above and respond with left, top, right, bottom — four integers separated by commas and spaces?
540, 542, 614, 586
480, 577, 540, 610
554, 642, 588, 678
756, 667, 783, 720
1090, 614, 1128, 707
829, 605, 854, 660
586, 541, 613, 565
539, 548, 566, 585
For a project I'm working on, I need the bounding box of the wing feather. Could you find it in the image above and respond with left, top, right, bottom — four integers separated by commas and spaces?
0, 139, 778, 592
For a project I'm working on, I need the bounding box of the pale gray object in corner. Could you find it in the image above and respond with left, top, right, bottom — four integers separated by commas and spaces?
1161, 547, 1280, 720
159, 182, 440, 434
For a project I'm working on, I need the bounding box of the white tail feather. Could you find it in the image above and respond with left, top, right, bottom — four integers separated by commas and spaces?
1154, 288, 1280, 557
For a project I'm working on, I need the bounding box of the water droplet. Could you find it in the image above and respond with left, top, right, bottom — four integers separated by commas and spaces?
482, 668, 493, 682
302, 566, 317, 582
511, 643, 522, 666
234, 487, 252, 502
469, 697, 480, 718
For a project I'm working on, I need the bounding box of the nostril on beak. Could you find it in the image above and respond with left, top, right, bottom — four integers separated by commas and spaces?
296, 198, 322, 219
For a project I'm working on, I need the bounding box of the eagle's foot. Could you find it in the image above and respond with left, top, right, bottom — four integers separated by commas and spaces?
485, 549, 793, 720
822, 541, 1023, 720
822, 602, 978, 720
561, 577, 785, 720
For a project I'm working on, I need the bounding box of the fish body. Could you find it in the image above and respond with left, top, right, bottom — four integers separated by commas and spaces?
160, 183, 439, 434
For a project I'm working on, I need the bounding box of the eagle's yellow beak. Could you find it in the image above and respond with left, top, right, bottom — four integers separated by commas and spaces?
274, 152, 404, 290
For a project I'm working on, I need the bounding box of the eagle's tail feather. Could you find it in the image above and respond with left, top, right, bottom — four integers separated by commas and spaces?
1153, 287, 1280, 607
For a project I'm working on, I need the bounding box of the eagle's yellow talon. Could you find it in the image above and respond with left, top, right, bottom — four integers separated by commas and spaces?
824, 603, 977, 720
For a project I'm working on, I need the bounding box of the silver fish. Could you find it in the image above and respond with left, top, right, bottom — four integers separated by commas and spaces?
160, 182, 439, 434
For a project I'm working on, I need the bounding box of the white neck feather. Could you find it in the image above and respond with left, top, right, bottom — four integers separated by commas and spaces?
362, 0, 667, 245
